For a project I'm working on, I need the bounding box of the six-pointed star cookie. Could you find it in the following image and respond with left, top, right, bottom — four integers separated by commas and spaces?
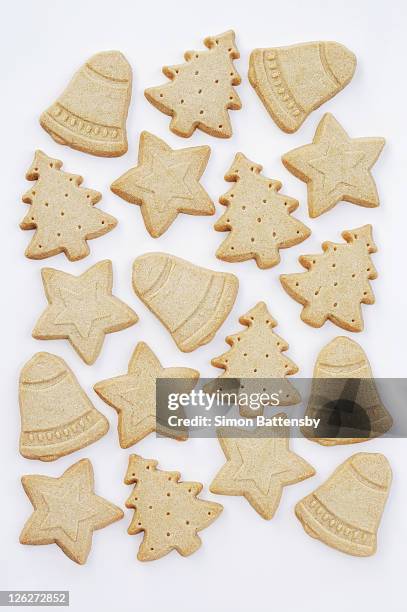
210, 418, 315, 519
94, 342, 199, 447
32, 260, 138, 364
20, 459, 123, 564
111, 131, 214, 237
282, 113, 385, 218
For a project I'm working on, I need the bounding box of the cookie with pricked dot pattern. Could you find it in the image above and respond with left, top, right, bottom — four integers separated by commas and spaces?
20, 150, 117, 261
215, 153, 310, 268
211, 302, 301, 417
125, 454, 223, 561
280, 225, 377, 332
145, 31, 241, 138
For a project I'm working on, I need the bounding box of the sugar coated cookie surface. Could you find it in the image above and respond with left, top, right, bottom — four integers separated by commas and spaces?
94, 342, 199, 448
249, 42, 356, 133
211, 302, 300, 417
215, 153, 310, 268
210, 421, 315, 519
40, 51, 132, 157
280, 225, 377, 332
33, 260, 138, 365
302, 337, 393, 445
282, 114, 385, 217
295, 453, 392, 556
145, 31, 241, 138
111, 131, 214, 237
125, 454, 223, 561
20, 459, 123, 564
21, 151, 117, 261
132, 253, 238, 352
19, 352, 109, 461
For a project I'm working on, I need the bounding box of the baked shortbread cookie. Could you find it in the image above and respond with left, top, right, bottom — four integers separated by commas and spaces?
111, 132, 214, 237
215, 153, 310, 268
145, 31, 241, 138
295, 453, 391, 556
21, 151, 117, 261
33, 260, 138, 364
249, 42, 356, 133
40, 51, 132, 157
94, 342, 199, 447
211, 421, 315, 519
280, 225, 377, 332
125, 454, 223, 561
282, 114, 385, 217
20, 459, 123, 564
132, 253, 238, 352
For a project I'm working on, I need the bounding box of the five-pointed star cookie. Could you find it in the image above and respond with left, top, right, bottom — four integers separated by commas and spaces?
32, 260, 138, 365
111, 131, 214, 237
20, 459, 123, 564
210, 418, 315, 519
94, 342, 199, 447
282, 113, 385, 218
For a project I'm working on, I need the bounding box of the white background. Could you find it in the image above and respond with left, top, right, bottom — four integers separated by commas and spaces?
1, 1, 407, 610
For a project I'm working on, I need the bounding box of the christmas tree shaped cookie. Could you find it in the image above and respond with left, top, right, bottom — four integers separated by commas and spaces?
33, 260, 138, 364
111, 132, 214, 237
125, 454, 223, 561
280, 225, 377, 332
20, 151, 117, 261
145, 31, 241, 138
210, 421, 315, 519
282, 114, 385, 217
215, 153, 310, 268
211, 302, 300, 417
94, 342, 199, 447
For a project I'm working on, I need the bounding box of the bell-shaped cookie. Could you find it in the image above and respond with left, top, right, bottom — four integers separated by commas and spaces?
40, 51, 132, 157
249, 41, 356, 133
295, 453, 392, 556
19, 352, 109, 461
132, 253, 238, 352
302, 337, 392, 445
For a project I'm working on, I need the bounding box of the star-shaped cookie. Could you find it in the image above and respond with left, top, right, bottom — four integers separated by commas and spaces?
32, 260, 138, 364
111, 131, 214, 237
210, 418, 315, 519
282, 113, 385, 218
94, 342, 199, 447
20, 459, 123, 564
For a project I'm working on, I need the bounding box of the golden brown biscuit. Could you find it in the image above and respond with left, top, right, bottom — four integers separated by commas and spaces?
21, 150, 117, 261
94, 342, 199, 447
40, 51, 132, 157
295, 453, 392, 556
125, 454, 223, 561
19, 352, 109, 461
111, 132, 214, 237
211, 302, 300, 417
302, 337, 392, 445
145, 31, 241, 138
20, 459, 123, 564
215, 153, 310, 268
249, 42, 356, 133
132, 253, 238, 352
280, 225, 377, 332
282, 114, 385, 217
33, 260, 138, 364
210, 420, 315, 519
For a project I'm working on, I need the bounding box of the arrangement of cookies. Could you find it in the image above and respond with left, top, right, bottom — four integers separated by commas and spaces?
18, 31, 392, 565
